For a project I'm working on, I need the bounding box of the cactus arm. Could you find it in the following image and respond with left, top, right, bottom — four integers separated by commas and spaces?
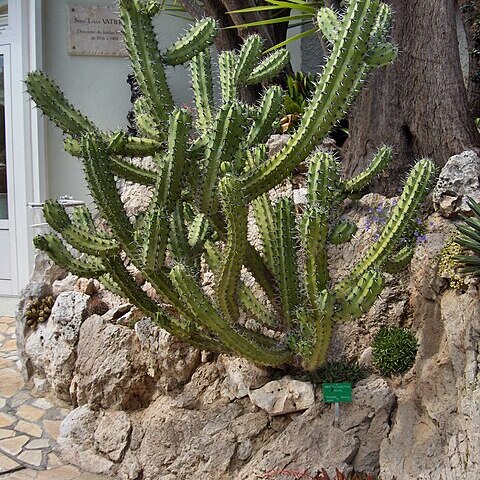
216, 176, 248, 321
204, 240, 278, 327
274, 197, 300, 324
253, 194, 277, 275
120, 0, 174, 124
110, 157, 157, 185
81, 137, 134, 249
316, 7, 340, 45
65, 135, 161, 160
335, 268, 384, 322
245, 86, 284, 148
140, 209, 169, 273
190, 49, 214, 133
188, 212, 209, 251
330, 220, 358, 245
366, 42, 397, 67
301, 152, 341, 308
337, 159, 435, 294
169, 203, 192, 264
219, 51, 237, 102
133, 97, 161, 138
170, 264, 291, 365
42, 201, 119, 256
241, 0, 382, 202
245, 49, 290, 85
343, 146, 392, 194
98, 274, 126, 299
25, 71, 98, 137
382, 245, 414, 274
34, 234, 106, 278
235, 35, 263, 82
70, 205, 96, 233
302, 290, 335, 371
301, 207, 329, 309
164, 18, 217, 66
201, 103, 245, 214
370, 3, 392, 44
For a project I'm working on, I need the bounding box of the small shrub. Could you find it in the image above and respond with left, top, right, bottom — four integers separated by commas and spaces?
372, 326, 418, 376
437, 236, 466, 289
310, 360, 368, 386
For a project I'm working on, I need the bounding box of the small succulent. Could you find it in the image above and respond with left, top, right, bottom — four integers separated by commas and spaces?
25, 295, 55, 328
455, 197, 480, 278
438, 235, 466, 289
372, 326, 418, 376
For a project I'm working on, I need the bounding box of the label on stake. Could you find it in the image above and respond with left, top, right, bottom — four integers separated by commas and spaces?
322, 382, 353, 403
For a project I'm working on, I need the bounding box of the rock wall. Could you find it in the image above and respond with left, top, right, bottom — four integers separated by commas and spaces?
16, 151, 480, 479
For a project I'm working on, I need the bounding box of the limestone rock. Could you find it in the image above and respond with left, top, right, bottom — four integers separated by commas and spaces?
380, 239, 480, 479
358, 347, 373, 368
239, 377, 395, 479
16, 251, 66, 377
433, 150, 480, 217
57, 405, 116, 475
52, 273, 78, 296
248, 377, 315, 415
134, 318, 201, 392
217, 355, 270, 399
267, 134, 290, 156
23, 291, 89, 400
70, 315, 157, 410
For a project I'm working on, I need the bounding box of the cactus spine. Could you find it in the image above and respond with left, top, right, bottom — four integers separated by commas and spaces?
27, 0, 432, 372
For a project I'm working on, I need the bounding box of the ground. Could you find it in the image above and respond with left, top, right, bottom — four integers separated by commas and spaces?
0, 316, 107, 480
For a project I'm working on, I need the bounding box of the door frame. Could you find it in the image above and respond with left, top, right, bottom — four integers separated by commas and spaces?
0, 0, 45, 296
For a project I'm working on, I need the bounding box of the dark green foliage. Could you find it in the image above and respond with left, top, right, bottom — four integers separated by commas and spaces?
372, 326, 418, 376
309, 360, 368, 386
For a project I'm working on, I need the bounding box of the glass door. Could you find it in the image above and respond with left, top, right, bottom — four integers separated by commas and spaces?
0, 45, 14, 294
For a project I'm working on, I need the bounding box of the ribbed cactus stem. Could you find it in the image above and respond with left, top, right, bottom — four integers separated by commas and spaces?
242, 0, 381, 201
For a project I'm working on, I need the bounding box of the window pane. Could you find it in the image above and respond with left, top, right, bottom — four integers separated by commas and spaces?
0, 1, 7, 28
0, 55, 6, 219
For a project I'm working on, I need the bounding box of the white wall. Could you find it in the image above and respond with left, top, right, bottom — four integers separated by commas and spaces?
43, 0, 192, 203
43, 2, 302, 203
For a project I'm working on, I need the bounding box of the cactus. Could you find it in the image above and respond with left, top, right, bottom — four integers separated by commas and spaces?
26, 0, 434, 371
454, 197, 480, 277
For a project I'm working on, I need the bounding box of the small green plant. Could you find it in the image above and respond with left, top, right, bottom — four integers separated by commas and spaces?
24, 295, 55, 328
372, 326, 418, 376
280, 72, 316, 132
310, 360, 368, 386
454, 197, 480, 278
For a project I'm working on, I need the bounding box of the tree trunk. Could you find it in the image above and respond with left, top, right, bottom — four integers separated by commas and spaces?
343, 0, 480, 195
180, 0, 291, 102
461, 0, 480, 118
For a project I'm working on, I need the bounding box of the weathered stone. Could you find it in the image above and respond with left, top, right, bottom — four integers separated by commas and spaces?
217, 355, 270, 399
53, 274, 79, 296
102, 304, 132, 323
94, 412, 131, 462
57, 406, 115, 475
266, 134, 290, 157
70, 316, 157, 410
23, 291, 89, 400
16, 252, 66, 378
74, 278, 98, 296
380, 285, 480, 480
248, 377, 315, 415
134, 318, 201, 392
433, 150, 480, 217
240, 377, 395, 479
358, 347, 373, 368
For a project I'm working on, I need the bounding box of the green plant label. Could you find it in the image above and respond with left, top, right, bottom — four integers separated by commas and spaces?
322, 382, 352, 403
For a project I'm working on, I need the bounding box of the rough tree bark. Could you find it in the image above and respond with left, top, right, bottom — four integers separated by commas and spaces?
343, 0, 480, 195
461, 0, 480, 118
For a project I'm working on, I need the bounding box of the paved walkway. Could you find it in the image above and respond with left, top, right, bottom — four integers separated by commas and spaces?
0, 316, 106, 479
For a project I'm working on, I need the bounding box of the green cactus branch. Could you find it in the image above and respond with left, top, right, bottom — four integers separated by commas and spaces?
27, 0, 431, 371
